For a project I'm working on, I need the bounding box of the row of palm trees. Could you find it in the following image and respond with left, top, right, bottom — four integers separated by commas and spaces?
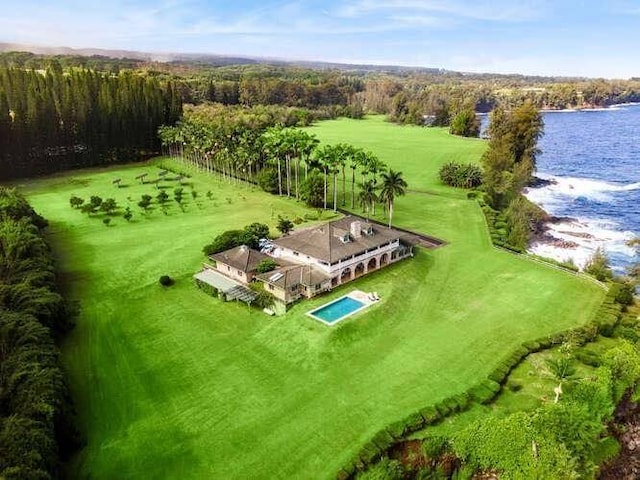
158, 121, 407, 227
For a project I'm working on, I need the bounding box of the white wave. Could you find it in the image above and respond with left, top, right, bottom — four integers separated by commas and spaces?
525, 175, 640, 206
528, 217, 638, 270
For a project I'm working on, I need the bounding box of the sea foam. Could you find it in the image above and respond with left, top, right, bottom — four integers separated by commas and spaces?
525, 175, 639, 270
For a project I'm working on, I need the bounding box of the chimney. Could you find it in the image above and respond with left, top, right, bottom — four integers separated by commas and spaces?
350, 221, 362, 239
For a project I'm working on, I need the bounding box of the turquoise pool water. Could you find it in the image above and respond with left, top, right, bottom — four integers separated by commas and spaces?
308, 296, 366, 325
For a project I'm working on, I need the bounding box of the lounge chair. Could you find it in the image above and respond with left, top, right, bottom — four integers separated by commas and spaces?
373, 292, 380, 301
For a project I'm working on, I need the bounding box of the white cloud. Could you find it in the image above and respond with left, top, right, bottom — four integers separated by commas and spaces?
334, 0, 544, 22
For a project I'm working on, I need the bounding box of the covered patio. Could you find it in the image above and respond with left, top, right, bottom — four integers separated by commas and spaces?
194, 268, 257, 305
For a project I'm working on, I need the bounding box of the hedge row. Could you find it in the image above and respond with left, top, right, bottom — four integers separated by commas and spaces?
479, 203, 525, 253
478, 200, 583, 272
340, 284, 624, 478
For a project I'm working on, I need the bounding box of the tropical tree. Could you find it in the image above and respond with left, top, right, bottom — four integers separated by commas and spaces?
350, 149, 364, 209
262, 126, 286, 196
379, 169, 408, 228
357, 180, 378, 222
313, 145, 333, 210
277, 216, 294, 235
366, 155, 387, 215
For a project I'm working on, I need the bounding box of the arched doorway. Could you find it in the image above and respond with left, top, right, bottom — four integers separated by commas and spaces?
354, 262, 365, 278
341, 268, 351, 283
380, 253, 389, 266
367, 257, 377, 271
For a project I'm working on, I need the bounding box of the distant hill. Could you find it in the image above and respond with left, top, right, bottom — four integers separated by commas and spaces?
0, 42, 589, 82
0, 42, 443, 73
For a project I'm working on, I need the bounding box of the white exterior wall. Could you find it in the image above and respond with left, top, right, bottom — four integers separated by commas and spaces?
272, 239, 399, 275
326, 240, 399, 276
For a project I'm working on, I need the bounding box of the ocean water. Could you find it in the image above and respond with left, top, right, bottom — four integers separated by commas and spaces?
522, 105, 640, 271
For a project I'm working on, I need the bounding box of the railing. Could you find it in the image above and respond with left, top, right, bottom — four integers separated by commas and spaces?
331, 243, 397, 271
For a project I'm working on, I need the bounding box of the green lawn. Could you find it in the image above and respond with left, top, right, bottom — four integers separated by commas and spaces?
18, 118, 604, 479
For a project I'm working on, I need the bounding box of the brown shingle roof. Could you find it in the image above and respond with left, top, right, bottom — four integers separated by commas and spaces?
209, 245, 269, 273
273, 215, 401, 263
256, 264, 330, 289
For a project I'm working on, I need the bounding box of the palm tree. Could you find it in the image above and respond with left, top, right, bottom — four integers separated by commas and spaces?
299, 132, 319, 181
262, 126, 285, 196
350, 148, 365, 209
379, 169, 408, 228
366, 155, 387, 215
357, 180, 378, 222
313, 145, 332, 210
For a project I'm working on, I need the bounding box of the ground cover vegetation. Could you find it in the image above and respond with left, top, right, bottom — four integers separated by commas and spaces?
0, 188, 78, 479
18, 116, 607, 478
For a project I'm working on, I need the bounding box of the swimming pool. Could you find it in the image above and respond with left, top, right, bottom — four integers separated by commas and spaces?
307, 294, 369, 325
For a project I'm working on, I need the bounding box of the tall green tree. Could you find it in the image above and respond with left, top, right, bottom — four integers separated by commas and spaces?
357, 180, 378, 222
482, 102, 543, 208
379, 169, 408, 228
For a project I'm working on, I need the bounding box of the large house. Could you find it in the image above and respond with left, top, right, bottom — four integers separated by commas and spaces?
196, 215, 414, 309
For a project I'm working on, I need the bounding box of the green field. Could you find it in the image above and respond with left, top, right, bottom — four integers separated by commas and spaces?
18, 117, 605, 479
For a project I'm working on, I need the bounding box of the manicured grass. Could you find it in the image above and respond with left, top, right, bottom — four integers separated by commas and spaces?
18, 119, 604, 479
308, 115, 487, 197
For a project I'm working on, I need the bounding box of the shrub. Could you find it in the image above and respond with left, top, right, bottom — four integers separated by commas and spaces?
575, 350, 602, 367
439, 162, 482, 188
256, 258, 278, 274
584, 247, 613, 281
257, 167, 279, 194
614, 281, 635, 306
159, 275, 174, 286
420, 406, 440, 424
244, 222, 270, 240
356, 458, 404, 480
449, 108, 480, 138
276, 216, 294, 235
507, 380, 523, 392
299, 173, 325, 207
422, 435, 448, 458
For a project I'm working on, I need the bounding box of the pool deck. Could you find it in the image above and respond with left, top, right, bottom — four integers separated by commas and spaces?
307, 290, 378, 326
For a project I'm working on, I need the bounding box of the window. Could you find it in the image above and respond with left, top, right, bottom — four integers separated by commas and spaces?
237, 270, 243, 276
293, 251, 299, 256
315, 283, 321, 289
226, 266, 230, 271
268, 284, 274, 290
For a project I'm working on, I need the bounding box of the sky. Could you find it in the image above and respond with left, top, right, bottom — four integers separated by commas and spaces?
2, 0, 639, 78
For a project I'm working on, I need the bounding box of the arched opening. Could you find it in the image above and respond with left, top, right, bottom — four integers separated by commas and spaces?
331, 276, 339, 287
354, 262, 365, 278
380, 253, 389, 266
341, 268, 351, 282
367, 257, 377, 271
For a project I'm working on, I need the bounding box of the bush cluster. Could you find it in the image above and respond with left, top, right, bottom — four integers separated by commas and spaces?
480, 203, 524, 253
438, 162, 482, 188
202, 222, 270, 256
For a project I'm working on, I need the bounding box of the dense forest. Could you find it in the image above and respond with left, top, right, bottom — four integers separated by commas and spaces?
4, 51, 639, 132
0, 187, 78, 479
0, 63, 182, 180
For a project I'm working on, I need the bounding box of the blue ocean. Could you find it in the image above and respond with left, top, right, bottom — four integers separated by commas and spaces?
523, 105, 640, 271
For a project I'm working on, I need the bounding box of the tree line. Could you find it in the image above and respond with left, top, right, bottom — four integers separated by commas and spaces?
0, 64, 182, 180
0, 187, 79, 479
159, 104, 407, 227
